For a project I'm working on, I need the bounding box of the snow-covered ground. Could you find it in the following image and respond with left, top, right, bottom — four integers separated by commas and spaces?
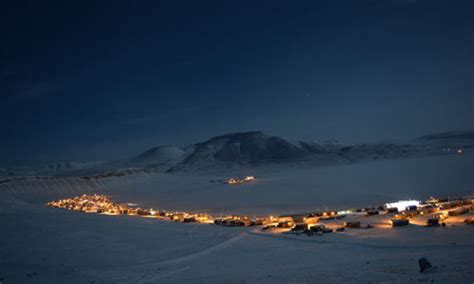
1, 153, 473, 283
0, 200, 473, 283
3, 153, 472, 215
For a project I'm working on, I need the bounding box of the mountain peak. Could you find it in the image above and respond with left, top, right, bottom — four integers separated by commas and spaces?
169, 131, 309, 171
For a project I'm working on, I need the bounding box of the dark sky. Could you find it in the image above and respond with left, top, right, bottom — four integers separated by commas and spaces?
1, 0, 473, 165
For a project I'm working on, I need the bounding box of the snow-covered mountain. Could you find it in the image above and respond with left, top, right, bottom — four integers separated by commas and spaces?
169, 130, 473, 172
126, 145, 185, 169
2, 130, 473, 177
169, 132, 312, 172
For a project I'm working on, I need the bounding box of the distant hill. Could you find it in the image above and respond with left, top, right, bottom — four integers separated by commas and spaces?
417, 130, 474, 143
2, 130, 473, 177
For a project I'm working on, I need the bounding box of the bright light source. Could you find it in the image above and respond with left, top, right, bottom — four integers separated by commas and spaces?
385, 200, 420, 211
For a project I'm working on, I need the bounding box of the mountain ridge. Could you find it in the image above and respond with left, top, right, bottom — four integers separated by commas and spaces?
2, 130, 473, 177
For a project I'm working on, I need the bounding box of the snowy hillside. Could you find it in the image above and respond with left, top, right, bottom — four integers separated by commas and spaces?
0, 161, 106, 178
126, 145, 185, 169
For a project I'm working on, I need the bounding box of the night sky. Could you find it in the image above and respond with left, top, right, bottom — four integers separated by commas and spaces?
1, 0, 473, 165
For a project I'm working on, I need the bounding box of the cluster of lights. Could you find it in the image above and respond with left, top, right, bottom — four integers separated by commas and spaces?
46, 194, 313, 228
47, 194, 214, 223
226, 176, 256, 185
47, 194, 472, 231
47, 194, 126, 215
47, 194, 283, 226
442, 148, 463, 154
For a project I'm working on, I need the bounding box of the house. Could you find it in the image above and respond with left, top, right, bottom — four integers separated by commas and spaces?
366, 210, 379, 216
406, 205, 418, 212
137, 208, 151, 216
391, 219, 409, 227
171, 213, 185, 222
344, 221, 361, 228
385, 207, 398, 214
277, 220, 294, 228
304, 216, 319, 225
290, 223, 308, 232
277, 217, 294, 228
183, 216, 197, 223
278, 213, 309, 223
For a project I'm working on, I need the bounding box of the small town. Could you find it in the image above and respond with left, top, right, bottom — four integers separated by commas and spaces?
209, 176, 257, 185
46, 193, 474, 236
225, 176, 256, 185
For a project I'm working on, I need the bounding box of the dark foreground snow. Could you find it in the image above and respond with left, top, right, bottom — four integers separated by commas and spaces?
0, 202, 473, 283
